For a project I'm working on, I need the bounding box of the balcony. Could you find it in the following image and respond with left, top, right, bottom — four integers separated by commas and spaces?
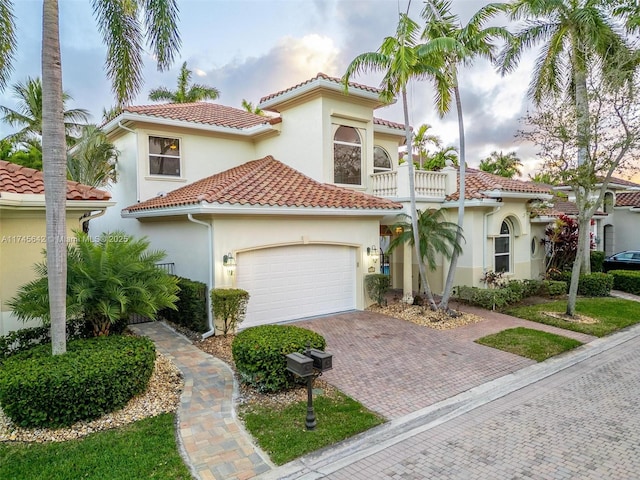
370, 164, 455, 201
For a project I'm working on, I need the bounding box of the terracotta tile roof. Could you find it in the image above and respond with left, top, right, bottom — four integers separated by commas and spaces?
602, 176, 640, 188
373, 117, 405, 130
125, 156, 402, 213
0, 160, 111, 201
446, 168, 552, 201
259, 72, 382, 104
615, 192, 640, 207
123, 102, 274, 129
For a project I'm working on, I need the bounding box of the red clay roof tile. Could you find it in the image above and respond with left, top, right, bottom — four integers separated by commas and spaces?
0, 160, 111, 200
446, 168, 551, 201
616, 192, 640, 207
123, 102, 273, 129
124, 156, 402, 213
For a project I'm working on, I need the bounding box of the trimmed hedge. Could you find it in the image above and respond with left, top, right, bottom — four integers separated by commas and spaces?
577, 272, 613, 297
232, 325, 326, 393
211, 288, 250, 335
610, 270, 640, 295
0, 335, 155, 427
590, 251, 605, 273
0, 320, 90, 360
160, 276, 208, 333
365, 274, 390, 306
456, 279, 567, 310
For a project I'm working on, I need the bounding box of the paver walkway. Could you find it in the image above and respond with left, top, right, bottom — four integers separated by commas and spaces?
129, 322, 272, 480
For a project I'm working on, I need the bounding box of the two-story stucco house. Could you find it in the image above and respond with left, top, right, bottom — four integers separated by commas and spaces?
93, 73, 555, 330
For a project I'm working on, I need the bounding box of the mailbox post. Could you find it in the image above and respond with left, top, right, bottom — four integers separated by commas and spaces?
285, 342, 333, 431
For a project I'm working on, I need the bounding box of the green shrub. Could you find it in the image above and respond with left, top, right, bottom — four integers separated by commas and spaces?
456, 285, 512, 310
540, 280, 567, 297
505, 280, 525, 303
610, 270, 640, 295
0, 335, 155, 427
232, 325, 326, 392
8, 231, 179, 336
0, 319, 89, 360
160, 276, 208, 333
590, 250, 605, 273
365, 274, 390, 306
577, 272, 613, 297
211, 288, 249, 335
522, 279, 544, 297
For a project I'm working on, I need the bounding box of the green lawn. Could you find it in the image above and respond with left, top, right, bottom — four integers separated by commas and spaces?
0, 414, 191, 480
475, 327, 582, 362
240, 391, 384, 465
504, 297, 640, 337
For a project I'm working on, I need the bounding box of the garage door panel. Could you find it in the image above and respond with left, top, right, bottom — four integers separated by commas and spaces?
237, 245, 356, 328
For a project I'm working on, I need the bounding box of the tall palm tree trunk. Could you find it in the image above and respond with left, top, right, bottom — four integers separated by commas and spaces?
42, 0, 67, 355
402, 87, 436, 309
439, 79, 465, 311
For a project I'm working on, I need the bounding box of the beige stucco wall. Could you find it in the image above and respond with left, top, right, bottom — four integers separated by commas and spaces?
0, 209, 92, 336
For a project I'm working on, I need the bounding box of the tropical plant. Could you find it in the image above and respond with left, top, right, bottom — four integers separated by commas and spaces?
67, 124, 118, 188
498, 0, 637, 315
386, 209, 463, 281
0, 76, 89, 148
479, 150, 523, 178
149, 61, 218, 103
343, 13, 452, 309
0, 138, 42, 170
8, 231, 179, 337
413, 123, 441, 169
421, 0, 510, 311
0, 0, 180, 354
241, 99, 264, 115
424, 144, 458, 170
102, 105, 123, 123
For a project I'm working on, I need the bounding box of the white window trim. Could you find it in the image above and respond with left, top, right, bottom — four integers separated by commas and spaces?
147, 135, 183, 178
494, 220, 512, 273
373, 145, 392, 173
333, 125, 364, 187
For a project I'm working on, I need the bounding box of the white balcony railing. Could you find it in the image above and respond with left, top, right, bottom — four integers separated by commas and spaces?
371, 167, 450, 199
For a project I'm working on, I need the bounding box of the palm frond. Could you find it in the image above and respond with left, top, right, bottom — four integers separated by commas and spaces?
0, 0, 16, 90
142, 0, 181, 71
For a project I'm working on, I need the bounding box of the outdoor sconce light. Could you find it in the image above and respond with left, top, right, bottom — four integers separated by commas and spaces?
223, 253, 236, 276
285, 343, 334, 430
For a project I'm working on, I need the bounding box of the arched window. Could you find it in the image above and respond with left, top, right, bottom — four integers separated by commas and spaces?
374, 146, 392, 173
334, 126, 362, 185
494, 220, 511, 273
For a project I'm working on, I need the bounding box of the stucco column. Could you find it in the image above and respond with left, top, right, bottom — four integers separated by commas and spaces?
403, 241, 412, 297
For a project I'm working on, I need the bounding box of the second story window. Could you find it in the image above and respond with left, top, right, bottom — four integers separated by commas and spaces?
149, 136, 181, 176
334, 126, 362, 185
374, 146, 392, 173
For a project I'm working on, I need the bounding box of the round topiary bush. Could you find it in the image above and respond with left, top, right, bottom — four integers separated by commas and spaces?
0, 335, 155, 428
232, 324, 326, 393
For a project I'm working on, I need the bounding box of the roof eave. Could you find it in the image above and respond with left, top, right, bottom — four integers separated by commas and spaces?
373, 124, 406, 137
103, 112, 275, 137
259, 78, 388, 111
122, 202, 401, 218
481, 190, 554, 200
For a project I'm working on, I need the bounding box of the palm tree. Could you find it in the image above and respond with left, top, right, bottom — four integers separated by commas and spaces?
386, 209, 464, 287
67, 125, 117, 189
149, 61, 219, 103
0, 0, 180, 355
413, 123, 441, 169
421, 0, 510, 312
0, 77, 89, 148
241, 99, 264, 115
498, 0, 635, 315
425, 145, 458, 171
343, 13, 452, 309
479, 150, 523, 178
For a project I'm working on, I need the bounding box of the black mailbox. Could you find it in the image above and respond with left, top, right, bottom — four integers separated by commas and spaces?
308, 349, 333, 372
286, 352, 314, 377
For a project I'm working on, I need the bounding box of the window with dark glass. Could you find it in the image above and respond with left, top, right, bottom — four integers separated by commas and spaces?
149, 136, 181, 176
374, 146, 392, 172
494, 220, 511, 273
334, 126, 362, 185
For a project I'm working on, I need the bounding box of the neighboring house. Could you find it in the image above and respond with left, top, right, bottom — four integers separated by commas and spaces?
0, 160, 113, 336
93, 73, 557, 330
551, 177, 640, 257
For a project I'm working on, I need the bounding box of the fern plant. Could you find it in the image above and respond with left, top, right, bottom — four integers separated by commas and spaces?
8, 231, 179, 336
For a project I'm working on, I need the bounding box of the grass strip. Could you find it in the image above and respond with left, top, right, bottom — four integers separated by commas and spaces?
476, 327, 582, 362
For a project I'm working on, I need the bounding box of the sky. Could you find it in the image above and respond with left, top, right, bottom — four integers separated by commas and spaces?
1, 0, 542, 175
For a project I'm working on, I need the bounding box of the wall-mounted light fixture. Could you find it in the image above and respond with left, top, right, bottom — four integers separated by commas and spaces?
223, 253, 236, 276
366, 245, 379, 264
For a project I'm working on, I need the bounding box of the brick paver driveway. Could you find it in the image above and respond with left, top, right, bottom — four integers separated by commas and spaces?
297, 309, 594, 419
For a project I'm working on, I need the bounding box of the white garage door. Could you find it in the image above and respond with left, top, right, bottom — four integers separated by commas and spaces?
237, 244, 356, 328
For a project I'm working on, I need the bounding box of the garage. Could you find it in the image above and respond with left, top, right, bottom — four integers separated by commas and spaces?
236, 244, 356, 328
